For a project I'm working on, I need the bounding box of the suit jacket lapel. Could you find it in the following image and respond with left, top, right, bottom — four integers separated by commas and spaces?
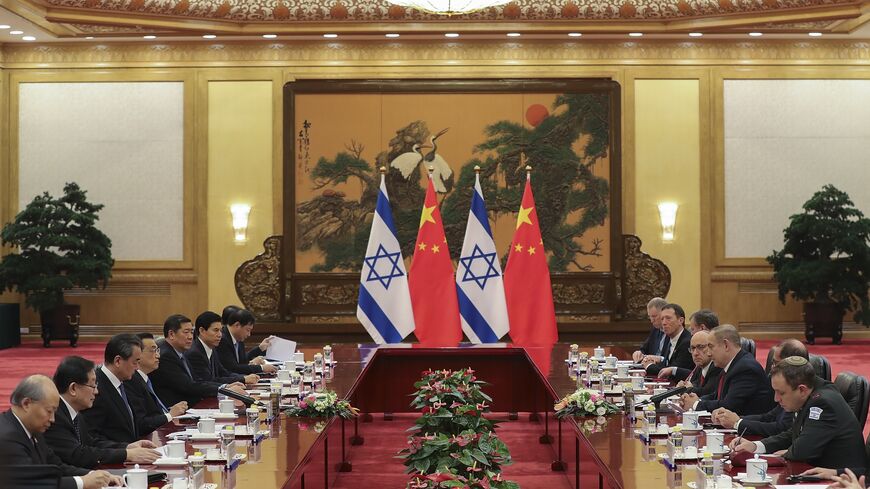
98, 369, 135, 435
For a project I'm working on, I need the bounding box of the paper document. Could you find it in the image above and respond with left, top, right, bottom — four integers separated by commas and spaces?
266, 337, 297, 362
774, 486, 828, 489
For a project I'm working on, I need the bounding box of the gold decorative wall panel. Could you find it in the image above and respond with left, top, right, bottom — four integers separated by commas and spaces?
2, 41, 870, 69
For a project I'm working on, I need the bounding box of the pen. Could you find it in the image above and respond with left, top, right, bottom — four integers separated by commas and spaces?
733, 425, 749, 450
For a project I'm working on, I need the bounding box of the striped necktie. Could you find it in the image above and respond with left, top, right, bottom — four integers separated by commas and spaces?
72, 416, 81, 443
118, 383, 138, 437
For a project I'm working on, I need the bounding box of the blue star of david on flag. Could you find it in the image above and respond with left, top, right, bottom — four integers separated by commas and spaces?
455, 174, 510, 344
363, 244, 404, 289
356, 176, 415, 344
459, 244, 500, 290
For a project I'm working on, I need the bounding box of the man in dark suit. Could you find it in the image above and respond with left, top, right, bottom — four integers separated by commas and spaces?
664, 331, 724, 397
150, 314, 248, 406
731, 357, 867, 475
187, 311, 259, 385
81, 334, 144, 444
679, 324, 775, 415
688, 309, 719, 334
216, 307, 277, 375
632, 297, 668, 362
45, 356, 160, 468
124, 333, 188, 437
712, 338, 808, 436
0, 375, 119, 489
643, 303, 694, 377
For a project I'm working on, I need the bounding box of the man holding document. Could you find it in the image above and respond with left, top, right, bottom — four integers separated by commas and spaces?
216, 307, 278, 375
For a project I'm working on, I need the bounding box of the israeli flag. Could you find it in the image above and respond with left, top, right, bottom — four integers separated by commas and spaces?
456, 173, 510, 343
356, 174, 416, 344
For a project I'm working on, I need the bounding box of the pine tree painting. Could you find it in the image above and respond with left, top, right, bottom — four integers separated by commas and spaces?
295, 92, 611, 273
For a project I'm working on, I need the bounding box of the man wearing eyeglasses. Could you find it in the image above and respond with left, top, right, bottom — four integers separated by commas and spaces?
123, 333, 188, 437
658, 330, 723, 397
44, 356, 160, 468
0, 375, 119, 489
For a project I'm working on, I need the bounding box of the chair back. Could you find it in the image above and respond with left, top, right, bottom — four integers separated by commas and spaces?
739, 337, 756, 357
808, 353, 832, 381
834, 371, 870, 427
765, 348, 776, 373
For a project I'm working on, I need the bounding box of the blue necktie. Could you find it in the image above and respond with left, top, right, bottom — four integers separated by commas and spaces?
146, 378, 169, 413
118, 383, 137, 437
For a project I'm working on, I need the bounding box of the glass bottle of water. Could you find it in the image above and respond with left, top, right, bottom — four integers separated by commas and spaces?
220, 427, 235, 457
246, 407, 259, 435
322, 345, 333, 368
303, 362, 314, 383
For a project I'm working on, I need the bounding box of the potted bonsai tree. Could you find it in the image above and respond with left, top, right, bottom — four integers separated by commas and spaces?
767, 184, 870, 344
0, 182, 113, 346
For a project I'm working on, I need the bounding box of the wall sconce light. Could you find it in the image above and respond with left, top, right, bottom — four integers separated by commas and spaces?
230, 204, 251, 244
657, 202, 678, 242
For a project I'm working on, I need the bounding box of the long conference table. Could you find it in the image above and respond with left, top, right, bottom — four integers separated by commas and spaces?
134, 344, 811, 489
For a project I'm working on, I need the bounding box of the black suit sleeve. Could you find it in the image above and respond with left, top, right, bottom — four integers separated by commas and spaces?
150, 347, 220, 406
216, 341, 261, 375
124, 378, 170, 436
43, 415, 126, 468
245, 345, 266, 362
739, 407, 793, 437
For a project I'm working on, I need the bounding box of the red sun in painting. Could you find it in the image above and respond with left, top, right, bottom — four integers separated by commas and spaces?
525, 104, 549, 127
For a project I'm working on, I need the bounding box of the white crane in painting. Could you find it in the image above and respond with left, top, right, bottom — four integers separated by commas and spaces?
389, 142, 429, 179
388, 128, 453, 193
422, 128, 452, 193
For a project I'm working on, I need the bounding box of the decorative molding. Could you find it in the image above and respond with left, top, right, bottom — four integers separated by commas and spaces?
65, 283, 172, 296
711, 270, 775, 281
552, 283, 607, 305
621, 234, 670, 320
34, 0, 862, 22
299, 283, 358, 305
234, 235, 283, 320
2, 41, 870, 68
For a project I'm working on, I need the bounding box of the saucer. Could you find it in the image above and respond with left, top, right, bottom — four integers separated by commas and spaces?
190, 432, 221, 440
634, 428, 670, 437
701, 445, 731, 456
687, 482, 744, 489
153, 457, 189, 466
734, 474, 774, 485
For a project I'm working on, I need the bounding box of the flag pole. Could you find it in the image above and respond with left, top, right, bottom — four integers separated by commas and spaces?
525, 165, 532, 181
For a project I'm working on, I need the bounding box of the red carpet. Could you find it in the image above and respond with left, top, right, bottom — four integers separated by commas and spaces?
0, 340, 105, 410
332, 414, 573, 489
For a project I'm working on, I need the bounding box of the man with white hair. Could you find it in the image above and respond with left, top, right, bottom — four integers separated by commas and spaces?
632, 297, 668, 363
0, 374, 121, 489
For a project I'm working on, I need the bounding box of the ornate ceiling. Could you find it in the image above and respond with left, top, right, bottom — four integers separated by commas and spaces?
4, 0, 870, 37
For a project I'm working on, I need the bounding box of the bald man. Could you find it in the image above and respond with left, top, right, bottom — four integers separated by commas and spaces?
0, 375, 122, 489
660, 331, 723, 397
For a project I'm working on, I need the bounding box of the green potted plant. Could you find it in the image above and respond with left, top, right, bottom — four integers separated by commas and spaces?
767, 184, 870, 344
0, 182, 113, 346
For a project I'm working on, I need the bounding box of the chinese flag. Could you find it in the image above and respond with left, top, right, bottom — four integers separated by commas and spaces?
504, 178, 558, 345
408, 175, 462, 346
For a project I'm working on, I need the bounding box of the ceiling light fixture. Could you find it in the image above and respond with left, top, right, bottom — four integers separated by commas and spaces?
385, 33, 400, 38
628, 32, 643, 37
323, 33, 338, 38
386, 0, 510, 16
808, 32, 823, 37
0, 25, 11, 29
22, 36, 36, 41
748, 32, 763, 37
444, 32, 460, 38
85, 36, 94, 39
10, 30, 23, 35
263, 34, 277, 39
506, 32, 521, 37
568, 32, 582, 37
143, 35, 156, 39
203, 34, 217, 39
689, 32, 703, 37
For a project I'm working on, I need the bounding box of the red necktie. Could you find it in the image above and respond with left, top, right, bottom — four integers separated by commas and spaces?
700, 373, 705, 385
716, 374, 726, 399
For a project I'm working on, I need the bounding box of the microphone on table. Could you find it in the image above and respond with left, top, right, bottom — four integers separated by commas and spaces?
218, 386, 262, 407
637, 385, 689, 409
